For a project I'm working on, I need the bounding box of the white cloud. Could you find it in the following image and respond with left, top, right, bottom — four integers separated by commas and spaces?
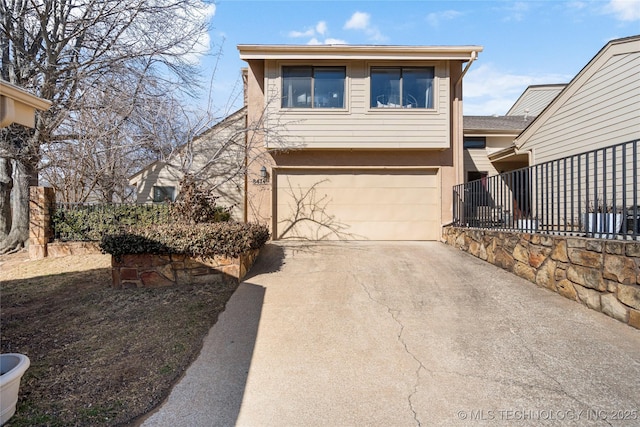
289, 20, 331, 40
324, 38, 347, 45
307, 37, 347, 45
168, 1, 216, 65
288, 20, 345, 45
343, 11, 387, 42
344, 11, 370, 30
289, 28, 316, 38
426, 10, 462, 27
316, 21, 328, 35
605, 0, 640, 21
464, 64, 572, 115
501, 1, 530, 22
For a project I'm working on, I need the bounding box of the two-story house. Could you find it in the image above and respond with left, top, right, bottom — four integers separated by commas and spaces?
239, 44, 482, 240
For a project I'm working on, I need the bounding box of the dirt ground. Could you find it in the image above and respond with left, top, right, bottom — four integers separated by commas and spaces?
0, 250, 238, 426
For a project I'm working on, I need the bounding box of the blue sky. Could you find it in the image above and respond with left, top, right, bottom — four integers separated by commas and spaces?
196, 0, 640, 116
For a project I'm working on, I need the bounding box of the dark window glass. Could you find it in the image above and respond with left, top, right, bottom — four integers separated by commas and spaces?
463, 136, 487, 149
371, 68, 401, 107
313, 68, 345, 108
282, 67, 312, 108
371, 67, 434, 108
153, 186, 175, 202
282, 66, 345, 108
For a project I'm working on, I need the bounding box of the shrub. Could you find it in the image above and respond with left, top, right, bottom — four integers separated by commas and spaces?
52, 204, 174, 241
100, 222, 270, 258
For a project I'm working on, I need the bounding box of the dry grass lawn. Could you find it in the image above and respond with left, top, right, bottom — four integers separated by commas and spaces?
0, 251, 238, 426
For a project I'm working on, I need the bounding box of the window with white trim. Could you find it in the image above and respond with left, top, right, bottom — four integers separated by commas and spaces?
370, 67, 434, 109
281, 66, 346, 109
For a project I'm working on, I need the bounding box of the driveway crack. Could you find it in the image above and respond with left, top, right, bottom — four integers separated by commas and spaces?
350, 272, 424, 427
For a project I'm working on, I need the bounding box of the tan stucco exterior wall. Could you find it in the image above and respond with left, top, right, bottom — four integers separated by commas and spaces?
245, 60, 273, 226
444, 62, 464, 226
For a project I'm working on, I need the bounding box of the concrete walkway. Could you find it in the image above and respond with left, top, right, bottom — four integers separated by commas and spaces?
142, 242, 640, 427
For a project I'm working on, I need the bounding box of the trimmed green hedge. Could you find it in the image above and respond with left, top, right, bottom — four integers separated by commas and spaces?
52, 203, 231, 242
52, 204, 173, 242
100, 222, 270, 258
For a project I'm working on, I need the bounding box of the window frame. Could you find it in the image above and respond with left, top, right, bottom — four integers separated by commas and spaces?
369, 66, 435, 110
152, 186, 175, 203
463, 136, 487, 149
281, 65, 347, 110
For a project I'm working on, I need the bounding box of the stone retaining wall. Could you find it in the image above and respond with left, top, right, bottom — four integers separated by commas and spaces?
46, 242, 102, 258
110, 250, 260, 289
443, 227, 640, 330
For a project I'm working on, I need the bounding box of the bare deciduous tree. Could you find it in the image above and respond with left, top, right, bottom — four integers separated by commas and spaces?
0, 0, 213, 253
40, 74, 187, 203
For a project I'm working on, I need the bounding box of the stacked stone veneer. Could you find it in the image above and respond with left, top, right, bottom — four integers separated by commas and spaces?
111, 250, 260, 289
29, 187, 55, 259
443, 227, 640, 330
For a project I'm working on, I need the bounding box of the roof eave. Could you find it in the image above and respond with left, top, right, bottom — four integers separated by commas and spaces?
488, 145, 519, 162
238, 44, 483, 61
465, 128, 522, 136
514, 35, 640, 148
0, 80, 52, 111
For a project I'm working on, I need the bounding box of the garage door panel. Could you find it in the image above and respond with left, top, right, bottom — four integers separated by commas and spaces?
276, 169, 439, 240
279, 171, 437, 189
317, 204, 436, 222
276, 205, 434, 223
282, 188, 436, 206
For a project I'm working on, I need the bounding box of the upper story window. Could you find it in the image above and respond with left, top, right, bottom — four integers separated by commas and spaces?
370, 67, 434, 109
281, 66, 346, 109
463, 136, 487, 149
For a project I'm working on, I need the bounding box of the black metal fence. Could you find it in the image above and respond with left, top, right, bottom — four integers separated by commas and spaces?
52, 202, 173, 241
453, 140, 639, 239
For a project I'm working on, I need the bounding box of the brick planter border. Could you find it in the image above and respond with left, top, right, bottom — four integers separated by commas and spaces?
443, 227, 640, 330
111, 249, 260, 289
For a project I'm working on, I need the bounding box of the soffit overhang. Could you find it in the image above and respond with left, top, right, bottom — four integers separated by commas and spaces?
488, 145, 529, 164
238, 44, 483, 61
0, 80, 52, 128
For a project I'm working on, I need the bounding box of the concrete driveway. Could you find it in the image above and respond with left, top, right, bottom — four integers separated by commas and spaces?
142, 242, 640, 427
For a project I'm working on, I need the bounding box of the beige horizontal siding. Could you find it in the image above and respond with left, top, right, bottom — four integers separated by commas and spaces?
463, 135, 515, 178
525, 51, 640, 164
265, 59, 451, 149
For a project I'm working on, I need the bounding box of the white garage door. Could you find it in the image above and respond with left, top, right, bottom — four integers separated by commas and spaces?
275, 169, 439, 240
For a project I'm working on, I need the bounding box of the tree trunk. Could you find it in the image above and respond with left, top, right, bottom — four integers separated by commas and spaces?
0, 158, 13, 238
0, 160, 31, 254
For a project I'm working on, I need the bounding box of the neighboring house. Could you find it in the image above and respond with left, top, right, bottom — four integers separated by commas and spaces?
129, 107, 247, 220
463, 84, 565, 181
499, 35, 640, 167
506, 84, 566, 117
463, 115, 535, 180
458, 35, 640, 231
239, 44, 482, 240
0, 80, 51, 128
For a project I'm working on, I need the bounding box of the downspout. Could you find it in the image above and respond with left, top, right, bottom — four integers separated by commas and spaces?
243, 113, 249, 223
452, 50, 478, 184
450, 50, 478, 228
455, 50, 478, 86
